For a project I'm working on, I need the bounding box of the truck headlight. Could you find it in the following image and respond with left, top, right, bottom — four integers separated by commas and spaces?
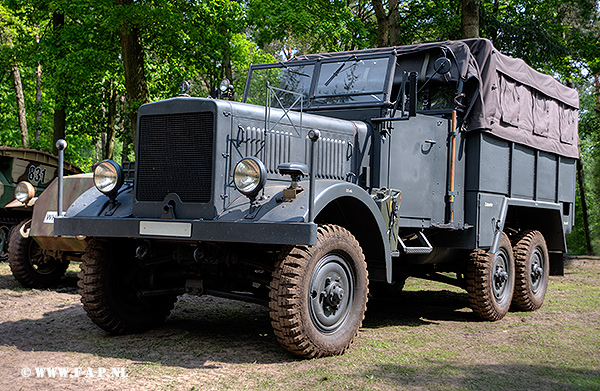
233, 157, 266, 198
93, 160, 124, 197
14, 181, 35, 204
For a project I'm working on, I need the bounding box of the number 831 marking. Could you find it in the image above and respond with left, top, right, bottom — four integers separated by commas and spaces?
28, 165, 47, 184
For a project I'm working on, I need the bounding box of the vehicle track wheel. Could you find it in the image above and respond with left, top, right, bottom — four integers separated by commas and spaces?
8, 219, 69, 288
466, 233, 515, 321
512, 230, 549, 311
269, 225, 368, 358
78, 238, 177, 334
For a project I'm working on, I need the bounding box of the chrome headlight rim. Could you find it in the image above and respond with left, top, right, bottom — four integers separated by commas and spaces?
14, 181, 35, 204
93, 159, 124, 197
233, 157, 267, 198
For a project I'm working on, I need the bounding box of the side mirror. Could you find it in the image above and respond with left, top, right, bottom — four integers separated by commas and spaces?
434, 57, 452, 75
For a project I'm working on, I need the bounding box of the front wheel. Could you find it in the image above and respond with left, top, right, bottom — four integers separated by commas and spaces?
8, 220, 69, 288
512, 230, 549, 311
78, 238, 177, 334
466, 233, 515, 321
269, 225, 368, 358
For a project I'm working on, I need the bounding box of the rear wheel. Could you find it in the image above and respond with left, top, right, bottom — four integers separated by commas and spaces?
269, 225, 368, 358
78, 238, 177, 334
512, 230, 549, 311
466, 233, 515, 321
8, 220, 69, 288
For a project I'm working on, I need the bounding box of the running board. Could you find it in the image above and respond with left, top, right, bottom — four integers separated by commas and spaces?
398, 231, 433, 255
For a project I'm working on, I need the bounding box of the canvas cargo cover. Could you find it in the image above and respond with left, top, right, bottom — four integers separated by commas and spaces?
463, 39, 579, 159
293, 39, 579, 158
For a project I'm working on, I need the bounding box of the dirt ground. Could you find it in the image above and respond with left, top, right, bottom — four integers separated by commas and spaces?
0, 257, 598, 391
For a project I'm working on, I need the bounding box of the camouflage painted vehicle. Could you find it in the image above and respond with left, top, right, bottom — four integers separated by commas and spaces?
7, 174, 92, 288
0, 146, 81, 257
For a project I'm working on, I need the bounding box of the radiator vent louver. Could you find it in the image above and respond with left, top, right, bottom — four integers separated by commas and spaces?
136, 112, 214, 203
240, 127, 347, 180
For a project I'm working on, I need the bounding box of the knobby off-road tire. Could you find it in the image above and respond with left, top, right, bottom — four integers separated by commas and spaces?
269, 225, 368, 358
0, 225, 10, 259
512, 230, 549, 311
466, 233, 515, 321
78, 238, 177, 334
8, 219, 69, 288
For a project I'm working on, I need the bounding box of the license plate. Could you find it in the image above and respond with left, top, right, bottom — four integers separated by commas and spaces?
139, 221, 192, 237
44, 211, 58, 224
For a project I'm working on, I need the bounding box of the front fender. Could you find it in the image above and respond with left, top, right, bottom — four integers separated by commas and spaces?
64, 184, 133, 219
313, 182, 392, 282
225, 180, 391, 281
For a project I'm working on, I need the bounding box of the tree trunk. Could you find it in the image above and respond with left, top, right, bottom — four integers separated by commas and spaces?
489, 0, 500, 46
116, 0, 149, 153
577, 158, 593, 255
52, 108, 66, 155
10, 65, 28, 148
35, 32, 42, 144
35, 63, 42, 144
388, 0, 401, 46
372, 0, 389, 47
105, 79, 117, 160
223, 49, 234, 100
461, 0, 480, 38
595, 74, 600, 115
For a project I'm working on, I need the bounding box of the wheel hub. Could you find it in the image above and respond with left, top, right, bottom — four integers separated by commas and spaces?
531, 264, 542, 282
494, 266, 508, 288
529, 248, 544, 292
492, 250, 510, 302
324, 278, 345, 308
309, 254, 354, 332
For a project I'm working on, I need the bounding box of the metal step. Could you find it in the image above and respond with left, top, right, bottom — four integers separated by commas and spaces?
398, 231, 433, 255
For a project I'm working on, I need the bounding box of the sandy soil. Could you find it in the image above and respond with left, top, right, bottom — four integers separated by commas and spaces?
0, 257, 598, 391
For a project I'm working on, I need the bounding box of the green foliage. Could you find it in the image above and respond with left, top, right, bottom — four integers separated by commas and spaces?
397, 0, 462, 44
247, 0, 376, 57
0, 0, 598, 251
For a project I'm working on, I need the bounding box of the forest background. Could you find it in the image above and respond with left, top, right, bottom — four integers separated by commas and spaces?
1, 0, 599, 254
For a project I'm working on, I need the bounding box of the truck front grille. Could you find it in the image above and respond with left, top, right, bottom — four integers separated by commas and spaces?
136, 112, 214, 203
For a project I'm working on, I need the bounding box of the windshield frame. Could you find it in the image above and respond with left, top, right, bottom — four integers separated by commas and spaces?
242, 53, 395, 110
241, 61, 318, 107
311, 54, 395, 108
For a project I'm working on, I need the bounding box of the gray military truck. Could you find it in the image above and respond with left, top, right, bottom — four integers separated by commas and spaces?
54, 38, 578, 358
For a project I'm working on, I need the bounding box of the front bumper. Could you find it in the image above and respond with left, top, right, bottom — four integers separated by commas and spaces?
54, 216, 318, 246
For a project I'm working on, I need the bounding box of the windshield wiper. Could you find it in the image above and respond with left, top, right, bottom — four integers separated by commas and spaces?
324, 55, 358, 86
278, 62, 310, 77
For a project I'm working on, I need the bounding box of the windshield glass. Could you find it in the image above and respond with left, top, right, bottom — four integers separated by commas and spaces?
245, 64, 315, 108
314, 57, 389, 105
